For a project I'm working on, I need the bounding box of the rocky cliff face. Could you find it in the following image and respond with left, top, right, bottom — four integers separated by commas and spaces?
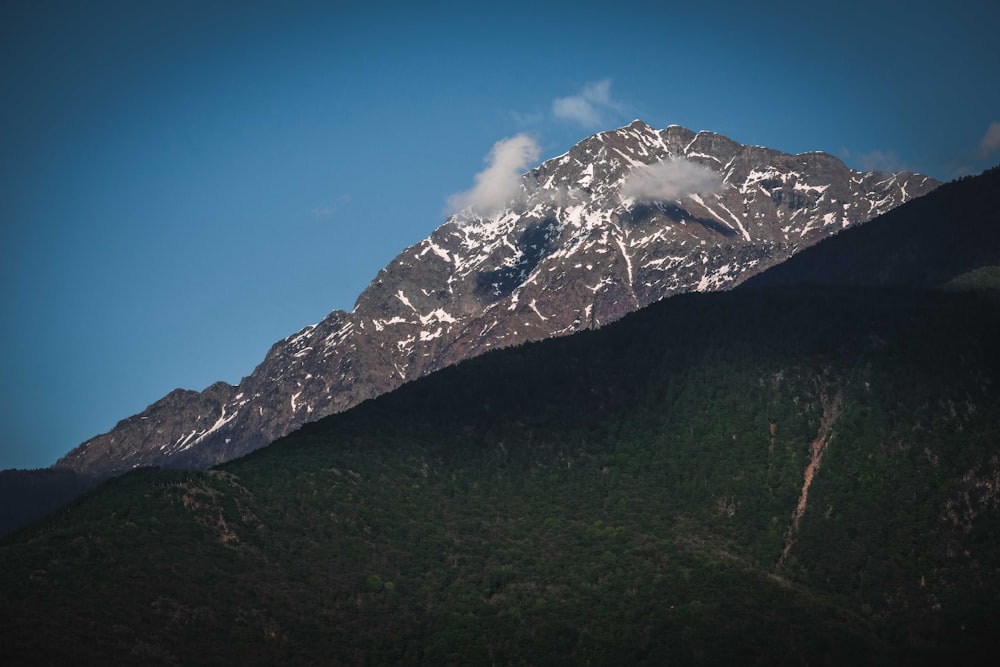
56, 120, 939, 473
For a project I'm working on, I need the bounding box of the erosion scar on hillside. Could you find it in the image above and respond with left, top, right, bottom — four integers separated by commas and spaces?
777, 392, 843, 570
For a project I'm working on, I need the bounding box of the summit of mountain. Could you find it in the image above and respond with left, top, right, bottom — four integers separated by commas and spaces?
55, 121, 939, 474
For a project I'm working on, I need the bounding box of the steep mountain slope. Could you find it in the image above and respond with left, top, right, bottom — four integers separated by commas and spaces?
4, 284, 999, 665
56, 120, 938, 474
743, 165, 1000, 288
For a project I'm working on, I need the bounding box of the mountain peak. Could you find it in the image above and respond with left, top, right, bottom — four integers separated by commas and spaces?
625, 118, 654, 130
55, 123, 941, 474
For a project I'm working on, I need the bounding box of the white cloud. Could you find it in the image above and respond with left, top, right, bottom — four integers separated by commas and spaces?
979, 121, 1000, 156
506, 109, 545, 127
620, 158, 723, 202
446, 134, 540, 217
311, 207, 336, 219
552, 79, 620, 128
859, 149, 904, 173
311, 195, 351, 220
840, 148, 906, 173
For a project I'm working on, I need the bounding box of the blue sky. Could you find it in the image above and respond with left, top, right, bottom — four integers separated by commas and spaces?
2, 0, 998, 470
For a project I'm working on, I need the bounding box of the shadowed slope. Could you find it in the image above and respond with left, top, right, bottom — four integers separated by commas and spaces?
4, 284, 1000, 665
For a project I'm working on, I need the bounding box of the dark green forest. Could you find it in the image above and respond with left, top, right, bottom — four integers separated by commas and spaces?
3, 283, 1000, 665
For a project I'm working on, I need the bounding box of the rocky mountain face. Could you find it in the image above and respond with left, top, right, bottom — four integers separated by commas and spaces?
56, 120, 939, 474
743, 165, 1000, 289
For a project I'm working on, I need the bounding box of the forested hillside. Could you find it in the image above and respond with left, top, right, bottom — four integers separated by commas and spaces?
3, 284, 999, 665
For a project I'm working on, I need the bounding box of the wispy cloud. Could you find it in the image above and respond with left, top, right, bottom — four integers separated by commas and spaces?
311, 195, 351, 221
552, 79, 621, 128
620, 158, 723, 202
860, 150, 904, 173
506, 109, 545, 127
840, 148, 905, 173
446, 134, 540, 217
979, 121, 1000, 157
937, 122, 1000, 179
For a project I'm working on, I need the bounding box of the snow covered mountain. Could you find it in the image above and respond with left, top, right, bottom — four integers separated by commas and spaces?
56, 120, 939, 473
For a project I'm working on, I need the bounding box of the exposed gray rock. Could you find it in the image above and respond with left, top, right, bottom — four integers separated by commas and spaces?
56, 121, 939, 473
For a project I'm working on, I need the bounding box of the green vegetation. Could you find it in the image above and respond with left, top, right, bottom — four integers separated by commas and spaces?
944, 265, 1000, 294
2, 285, 1000, 665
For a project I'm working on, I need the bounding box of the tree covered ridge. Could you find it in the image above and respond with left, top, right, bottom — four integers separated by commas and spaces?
2, 283, 999, 665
